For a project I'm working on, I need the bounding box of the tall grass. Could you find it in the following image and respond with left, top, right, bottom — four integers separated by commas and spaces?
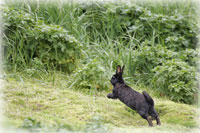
2, 0, 199, 104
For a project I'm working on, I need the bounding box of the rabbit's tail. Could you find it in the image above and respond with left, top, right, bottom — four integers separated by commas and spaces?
142, 91, 154, 106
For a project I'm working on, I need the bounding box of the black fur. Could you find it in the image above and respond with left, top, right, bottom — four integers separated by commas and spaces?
107, 65, 161, 126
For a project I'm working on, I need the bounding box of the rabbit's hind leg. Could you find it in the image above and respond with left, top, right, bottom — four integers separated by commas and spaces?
150, 109, 161, 126
138, 110, 153, 127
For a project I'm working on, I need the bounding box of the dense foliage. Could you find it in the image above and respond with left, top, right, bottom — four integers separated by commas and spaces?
2, 1, 199, 104
3, 8, 81, 72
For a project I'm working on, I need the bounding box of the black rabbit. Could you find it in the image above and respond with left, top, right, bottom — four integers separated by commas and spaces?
107, 65, 161, 127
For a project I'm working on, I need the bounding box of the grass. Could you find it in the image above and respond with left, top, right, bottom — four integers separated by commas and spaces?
1, 0, 200, 132
2, 0, 199, 104
2, 72, 199, 132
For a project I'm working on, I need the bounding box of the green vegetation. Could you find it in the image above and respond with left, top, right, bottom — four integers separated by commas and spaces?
2, 0, 198, 104
1, 0, 199, 131
3, 73, 198, 132
3, 7, 81, 72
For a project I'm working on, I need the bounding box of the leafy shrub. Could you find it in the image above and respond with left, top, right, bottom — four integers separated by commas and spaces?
130, 44, 178, 84
165, 36, 189, 50
128, 43, 198, 104
151, 59, 197, 104
178, 49, 198, 66
137, 10, 198, 48
3, 8, 81, 72
27, 20, 81, 71
67, 58, 111, 90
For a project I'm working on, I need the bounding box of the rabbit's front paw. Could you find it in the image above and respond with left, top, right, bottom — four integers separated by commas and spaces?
107, 93, 117, 99
107, 93, 113, 98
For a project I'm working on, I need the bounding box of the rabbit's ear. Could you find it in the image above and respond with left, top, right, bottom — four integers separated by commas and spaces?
116, 65, 121, 74
121, 65, 125, 75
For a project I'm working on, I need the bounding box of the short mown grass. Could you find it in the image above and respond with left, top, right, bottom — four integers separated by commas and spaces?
2, 72, 199, 132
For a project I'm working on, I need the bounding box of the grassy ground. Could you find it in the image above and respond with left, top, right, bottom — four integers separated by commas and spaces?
1, 73, 199, 132
1, 1, 199, 132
